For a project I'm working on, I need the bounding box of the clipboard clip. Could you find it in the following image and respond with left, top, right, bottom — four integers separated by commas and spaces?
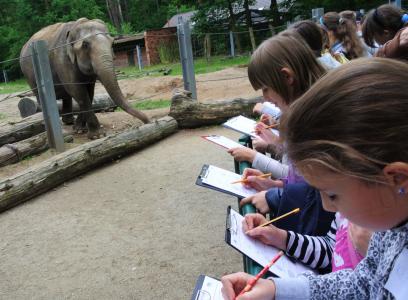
199, 164, 210, 179
194, 289, 211, 300
226, 206, 238, 235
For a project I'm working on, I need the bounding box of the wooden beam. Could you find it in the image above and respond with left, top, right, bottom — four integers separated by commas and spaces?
169, 89, 261, 128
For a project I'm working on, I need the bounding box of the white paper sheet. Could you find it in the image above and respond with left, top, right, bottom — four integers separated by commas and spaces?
201, 165, 257, 198
202, 135, 244, 150
195, 276, 223, 300
223, 115, 279, 138
228, 208, 315, 278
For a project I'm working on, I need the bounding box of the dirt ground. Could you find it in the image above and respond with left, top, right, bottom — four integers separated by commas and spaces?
0, 68, 258, 299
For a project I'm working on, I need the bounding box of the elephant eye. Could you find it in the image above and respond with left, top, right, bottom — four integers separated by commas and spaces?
82, 40, 89, 50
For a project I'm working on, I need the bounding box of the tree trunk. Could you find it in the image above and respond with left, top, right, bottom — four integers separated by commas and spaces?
169, 89, 262, 128
270, 0, 282, 27
204, 33, 211, 61
0, 132, 73, 167
0, 113, 45, 147
18, 94, 117, 118
227, 0, 242, 54
243, 0, 256, 51
0, 116, 178, 213
106, 0, 123, 32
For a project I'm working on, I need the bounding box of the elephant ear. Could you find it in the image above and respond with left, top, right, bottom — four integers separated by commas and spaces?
66, 18, 89, 64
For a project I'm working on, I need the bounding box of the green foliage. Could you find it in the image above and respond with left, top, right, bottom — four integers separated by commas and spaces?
116, 99, 171, 111
0, 79, 29, 94
157, 41, 179, 64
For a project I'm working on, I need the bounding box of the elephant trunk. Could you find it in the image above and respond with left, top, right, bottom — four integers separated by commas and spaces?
93, 53, 149, 124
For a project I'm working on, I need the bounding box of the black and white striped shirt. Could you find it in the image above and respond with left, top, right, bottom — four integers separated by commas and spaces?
285, 213, 340, 271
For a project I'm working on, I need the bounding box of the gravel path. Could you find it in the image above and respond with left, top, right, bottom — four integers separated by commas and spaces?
0, 126, 244, 299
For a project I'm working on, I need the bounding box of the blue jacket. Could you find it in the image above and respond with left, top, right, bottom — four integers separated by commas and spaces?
266, 182, 335, 236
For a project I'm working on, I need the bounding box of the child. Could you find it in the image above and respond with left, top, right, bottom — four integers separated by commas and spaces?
221, 57, 408, 300
320, 12, 367, 59
362, 4, 408, 60
228, 34, 326, 178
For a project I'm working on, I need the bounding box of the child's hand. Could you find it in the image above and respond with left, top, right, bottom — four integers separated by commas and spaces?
228, 147, 256, 163
240, 191, 269, 214
253, 103, 265, 115
399, 27, 408, 48
252, 137, 268, 152
242, 169, 283, 191
348, 222, 372, 257
221, 272, 276, 300
256, 126, 280, 146
242, 213, 288, 249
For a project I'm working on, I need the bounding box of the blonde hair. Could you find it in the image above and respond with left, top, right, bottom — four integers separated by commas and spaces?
248, 34, 325, 105
281, 58, 408, 183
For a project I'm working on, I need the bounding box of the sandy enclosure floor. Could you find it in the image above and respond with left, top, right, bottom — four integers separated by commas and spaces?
0, 126, 246, 299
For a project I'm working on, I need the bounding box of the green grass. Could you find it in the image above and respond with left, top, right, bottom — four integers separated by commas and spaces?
0, 79, 29, 95
118, 55, 250, 78
116, 99, 171, 112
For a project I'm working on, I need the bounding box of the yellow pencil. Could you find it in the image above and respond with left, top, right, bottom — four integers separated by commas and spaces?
258, 208, 300, 228
231, 173, 272, 184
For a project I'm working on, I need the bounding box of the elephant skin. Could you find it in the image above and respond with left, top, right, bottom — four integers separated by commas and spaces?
20, 18, 149, 139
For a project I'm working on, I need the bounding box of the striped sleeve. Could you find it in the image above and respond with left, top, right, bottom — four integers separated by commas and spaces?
285, 216, 339, 270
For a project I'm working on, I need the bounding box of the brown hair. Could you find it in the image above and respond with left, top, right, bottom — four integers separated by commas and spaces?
321, 11, 365, 59
287, 20, 323, 57
281, 58, 408, 183
248, 34, 325, 105
340, 10, 357, 25
362, 4, 405, 47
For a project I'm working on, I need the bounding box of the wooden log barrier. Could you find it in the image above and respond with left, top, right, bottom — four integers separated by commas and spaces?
169, 89, 262, 128
0, 132, 73, 167
0, 113, 45, 147
0, 116, 178, 213
18, 93, 117, 118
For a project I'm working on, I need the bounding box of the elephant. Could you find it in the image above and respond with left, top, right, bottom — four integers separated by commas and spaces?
20, 18, 149, 139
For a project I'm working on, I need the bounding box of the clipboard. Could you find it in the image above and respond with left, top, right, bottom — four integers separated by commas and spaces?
201, 135, 244, 150
225, 206, 316, 278
196, 164, 257, 199
191, 275, 223, 300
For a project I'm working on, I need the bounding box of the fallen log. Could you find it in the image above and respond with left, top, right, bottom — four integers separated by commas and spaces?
18, 94, 117, 118
0, 113, 45, 147
0, 116, 178, 212
0, 132, 73, 167
169, 89, 262, 128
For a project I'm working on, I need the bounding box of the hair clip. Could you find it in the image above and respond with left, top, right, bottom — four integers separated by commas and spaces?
398, 187, 406, 195
402, 14, 408, 24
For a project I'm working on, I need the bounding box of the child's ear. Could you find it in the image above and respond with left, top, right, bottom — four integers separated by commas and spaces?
280, 68, 295, 86
383, 162, 408, 192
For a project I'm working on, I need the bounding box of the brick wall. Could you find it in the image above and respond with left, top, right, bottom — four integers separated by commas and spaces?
144, 27, 178, 65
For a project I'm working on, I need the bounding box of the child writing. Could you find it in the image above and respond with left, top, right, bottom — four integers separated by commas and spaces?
221, 57, 408, 300
228, 33, 325, 179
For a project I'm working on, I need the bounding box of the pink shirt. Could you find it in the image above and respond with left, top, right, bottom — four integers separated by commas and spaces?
332, 215, 364, 271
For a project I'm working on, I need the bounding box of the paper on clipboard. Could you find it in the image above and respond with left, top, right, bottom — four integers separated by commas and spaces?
226, 207, 316, 278
198, 165, 257, 198
223, 115, 279, 137
201, 135, 244, 150
191, 275, 223, 300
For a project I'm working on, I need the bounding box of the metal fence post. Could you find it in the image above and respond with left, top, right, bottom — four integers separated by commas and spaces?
177, 20, 197, 100
229, 31, 235, 57
136, 45, 143, 71
2, 70, 8, 83
30, 40, 65, 153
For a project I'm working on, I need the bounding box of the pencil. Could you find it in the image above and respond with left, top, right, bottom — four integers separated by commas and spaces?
235, 251, 284, 299
259, 208, 300, 228
231, 173, 272, 184
251, 123, 279, 133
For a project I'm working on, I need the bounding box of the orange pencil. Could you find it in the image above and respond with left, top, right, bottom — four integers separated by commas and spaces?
259, 208, 300, 228
235, 251, 284, 299
251, 123, 279, 134
231, 173, 272, 184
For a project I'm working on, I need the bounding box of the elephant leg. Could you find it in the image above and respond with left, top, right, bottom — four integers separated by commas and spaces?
61, 96, 74, 125
85, 110, 105, 139
74, 113, 87, 133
